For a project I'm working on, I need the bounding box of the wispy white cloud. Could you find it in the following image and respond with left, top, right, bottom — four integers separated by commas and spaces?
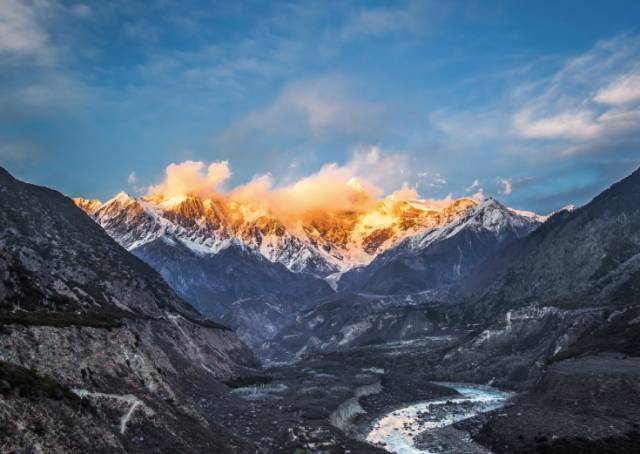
149, 160, 232, 199
497, 178, 513, 195
145, 146, 451, 225
0, 0, 54, 63
339, 1, 435, 39
432, 33, 640, 163
512, 34, 640, 150
514, 109, 601, 140
465, 179, 480, 193
594, 71, 640, 105
215, 75, 385, 146
127, 171, 138, 185
126, 171, 147, 194
416, 171, 447, 189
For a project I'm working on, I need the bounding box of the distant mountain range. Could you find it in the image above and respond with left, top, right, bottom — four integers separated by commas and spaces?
74, 191, 544, 323
74, 192, 504, 276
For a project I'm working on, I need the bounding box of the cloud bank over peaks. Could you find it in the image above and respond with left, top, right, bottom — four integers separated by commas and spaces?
133, 147, 452, 225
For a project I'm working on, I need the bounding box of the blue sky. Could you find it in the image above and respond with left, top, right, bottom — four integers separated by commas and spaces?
1, 0, 639, 213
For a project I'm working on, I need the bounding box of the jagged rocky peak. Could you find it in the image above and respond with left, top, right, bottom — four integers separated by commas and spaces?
336, 196, 542, 295
90, 191, 137, 216
443, 197, 478, 214
111, 190, 134, 204
427, 196, 539, 237
74, 189, 540, 275
95, 191, 143, 221
72, 197, 103, 215
465, 197, 538, 233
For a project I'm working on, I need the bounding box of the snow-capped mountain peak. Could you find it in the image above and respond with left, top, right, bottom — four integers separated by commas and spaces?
74, 192, 543, 277
73, 197, 103, 215
109, 191, 135, 206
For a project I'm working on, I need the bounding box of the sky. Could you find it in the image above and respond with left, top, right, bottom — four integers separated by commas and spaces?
1, 0, 639, 214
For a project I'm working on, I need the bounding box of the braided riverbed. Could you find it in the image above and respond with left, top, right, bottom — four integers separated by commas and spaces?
366, 383, 513, 453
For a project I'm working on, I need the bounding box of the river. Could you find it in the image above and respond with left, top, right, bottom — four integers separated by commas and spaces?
366, 382, 513, 453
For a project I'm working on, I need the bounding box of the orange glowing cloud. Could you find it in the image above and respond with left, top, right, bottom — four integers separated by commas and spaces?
144, 147, 449, 223
228, 163, 379, 222
149, 160, 231, 199
388, 182, 419, 201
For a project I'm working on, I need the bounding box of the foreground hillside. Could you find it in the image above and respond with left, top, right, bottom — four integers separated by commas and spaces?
0, 167, 259, 452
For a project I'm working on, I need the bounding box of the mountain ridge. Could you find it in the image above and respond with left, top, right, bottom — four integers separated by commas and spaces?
74, 190, 548, 279
0, 166, 261, 452
337, 197, 542, 294
73, 192, 490, 275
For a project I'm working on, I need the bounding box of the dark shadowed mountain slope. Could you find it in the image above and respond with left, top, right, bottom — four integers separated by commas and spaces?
133, 237, 333, 319
262, 293, 454, 362
0, 167, 259, 452
456, 167, 640, 322
434, 167, 640, 388
338, 199, 541, 295
0, 168, 201, 320
219, 293, 311, 354
441, 168, 640, 453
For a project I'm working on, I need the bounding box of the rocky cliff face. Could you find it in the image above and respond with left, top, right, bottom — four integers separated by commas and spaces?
0, 167, 259, 452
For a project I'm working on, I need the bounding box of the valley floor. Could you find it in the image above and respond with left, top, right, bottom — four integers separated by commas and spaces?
207, 342, 640, 454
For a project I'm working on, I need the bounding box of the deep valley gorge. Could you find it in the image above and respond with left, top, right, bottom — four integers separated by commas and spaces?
5, 0, 640, 451
0, 164, 639, 453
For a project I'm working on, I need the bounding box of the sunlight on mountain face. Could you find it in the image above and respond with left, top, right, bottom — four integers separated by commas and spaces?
73, 152, 552, 282
74, 185, 481, 272
74, 154, 487, 270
